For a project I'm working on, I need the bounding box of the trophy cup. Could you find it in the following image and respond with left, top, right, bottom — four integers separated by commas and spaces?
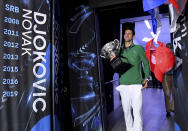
101, 39, 132, 74
101, 39, 120, 59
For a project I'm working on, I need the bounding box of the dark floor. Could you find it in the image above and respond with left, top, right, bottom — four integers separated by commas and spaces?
107, 88, 175, 131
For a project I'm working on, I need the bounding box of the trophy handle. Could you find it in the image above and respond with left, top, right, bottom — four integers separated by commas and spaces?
114, 39, 120, 49
100, 55, 106, 59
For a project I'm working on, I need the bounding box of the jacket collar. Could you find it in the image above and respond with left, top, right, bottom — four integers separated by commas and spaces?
124, 42, 135, 49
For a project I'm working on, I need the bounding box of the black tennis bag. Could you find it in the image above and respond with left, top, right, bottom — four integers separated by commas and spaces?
110, 56, 132, 74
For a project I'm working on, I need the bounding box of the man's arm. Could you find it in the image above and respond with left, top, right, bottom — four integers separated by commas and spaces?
140, 46, 150, 88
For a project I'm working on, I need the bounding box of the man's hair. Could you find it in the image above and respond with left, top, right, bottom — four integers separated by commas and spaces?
166, 43, 172, 49
122, 22, 135, 35
166, 43, 171, 46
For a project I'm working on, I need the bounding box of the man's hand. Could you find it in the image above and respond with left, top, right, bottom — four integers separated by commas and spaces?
109, 52, 116, 61
142, 79, 149, 90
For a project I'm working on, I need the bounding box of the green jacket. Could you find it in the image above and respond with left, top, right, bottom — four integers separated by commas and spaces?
117, 43, 150, 85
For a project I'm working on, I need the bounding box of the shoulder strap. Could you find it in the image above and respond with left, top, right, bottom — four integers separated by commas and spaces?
119, 43, 131, 56
118, 46, 130, 62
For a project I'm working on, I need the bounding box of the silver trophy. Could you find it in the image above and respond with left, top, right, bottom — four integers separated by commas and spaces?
100, 39, 120, 59
100, 39, 132, 74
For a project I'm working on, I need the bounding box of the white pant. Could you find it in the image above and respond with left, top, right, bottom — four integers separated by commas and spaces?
116, 84, 143, 131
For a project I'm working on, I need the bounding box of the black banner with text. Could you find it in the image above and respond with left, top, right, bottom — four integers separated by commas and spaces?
173, 2, 188, 130
0, 0, 52, 131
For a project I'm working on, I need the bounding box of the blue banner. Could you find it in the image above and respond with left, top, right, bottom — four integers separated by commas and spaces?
143, 0, 166, 11
66, 4, 103, 131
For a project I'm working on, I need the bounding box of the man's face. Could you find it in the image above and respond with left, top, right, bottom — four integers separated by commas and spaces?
124, 29, 134, 42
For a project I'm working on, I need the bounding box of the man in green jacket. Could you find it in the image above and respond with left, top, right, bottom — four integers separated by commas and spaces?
110, 25, 150, 131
